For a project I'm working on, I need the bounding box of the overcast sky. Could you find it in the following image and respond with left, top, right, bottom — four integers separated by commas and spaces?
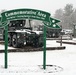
0, 0, 76, 16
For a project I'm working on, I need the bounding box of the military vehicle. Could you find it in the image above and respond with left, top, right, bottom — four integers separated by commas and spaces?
46, 28, 62, 38
3, 19, 43, 48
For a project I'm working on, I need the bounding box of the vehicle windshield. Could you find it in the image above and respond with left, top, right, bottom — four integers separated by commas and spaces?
29, 20, 43, 31
9, 20, 26, 27
8, 19, 43, 31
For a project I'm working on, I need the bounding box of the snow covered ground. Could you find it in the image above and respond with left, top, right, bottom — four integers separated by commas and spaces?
0, 44, 15, 50
0, 40, 76, 75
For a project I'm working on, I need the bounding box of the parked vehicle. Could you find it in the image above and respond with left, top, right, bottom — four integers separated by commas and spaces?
61, 29, 73, 35
3, 19, 43, 48
46, 28, 62, 38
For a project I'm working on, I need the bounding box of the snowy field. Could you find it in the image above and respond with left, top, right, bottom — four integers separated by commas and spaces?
0, 40, 76, 75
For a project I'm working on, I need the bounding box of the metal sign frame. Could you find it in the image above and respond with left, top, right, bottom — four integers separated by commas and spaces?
0, 9, 51, 69
0, 9, 60, 69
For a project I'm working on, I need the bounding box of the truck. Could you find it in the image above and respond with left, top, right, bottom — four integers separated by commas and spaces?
3, 19, 43, 48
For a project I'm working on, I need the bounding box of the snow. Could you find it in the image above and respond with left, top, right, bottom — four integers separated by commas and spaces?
0, 39, 76, 75
0, 44, 15, 50
32, 31, 43, 35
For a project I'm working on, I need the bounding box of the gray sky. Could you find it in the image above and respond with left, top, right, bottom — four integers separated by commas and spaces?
0, 0, 76, 16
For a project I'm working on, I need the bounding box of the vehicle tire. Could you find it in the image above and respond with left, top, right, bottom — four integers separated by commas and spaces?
32, 38, 39, 48
39, 43, 43, 47
26, 37, 30, 46
8, 34, 12, 46
12, 34, 18, 48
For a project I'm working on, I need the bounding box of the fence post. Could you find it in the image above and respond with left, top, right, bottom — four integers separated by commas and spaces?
60, 35, 62, 46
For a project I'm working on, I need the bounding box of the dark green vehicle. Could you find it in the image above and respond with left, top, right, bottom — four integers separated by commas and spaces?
3, 19, 43, 48
46, 28, 62, 38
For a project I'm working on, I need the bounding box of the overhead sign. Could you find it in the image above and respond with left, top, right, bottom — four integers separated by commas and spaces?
0, 9, 61, 29
1, 9, 50, 26
50, 17, 60, 24
0, 9, 50, 27
0, 8, 61, 69
44, 17, 61, 28
50, 23, 61, 28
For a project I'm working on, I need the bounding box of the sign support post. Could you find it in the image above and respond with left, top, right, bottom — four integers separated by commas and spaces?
43, 25, 46, 69
5, 25, 8, 68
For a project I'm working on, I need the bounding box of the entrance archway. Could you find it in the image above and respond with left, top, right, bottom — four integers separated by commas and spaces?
0, 9, 60, 69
